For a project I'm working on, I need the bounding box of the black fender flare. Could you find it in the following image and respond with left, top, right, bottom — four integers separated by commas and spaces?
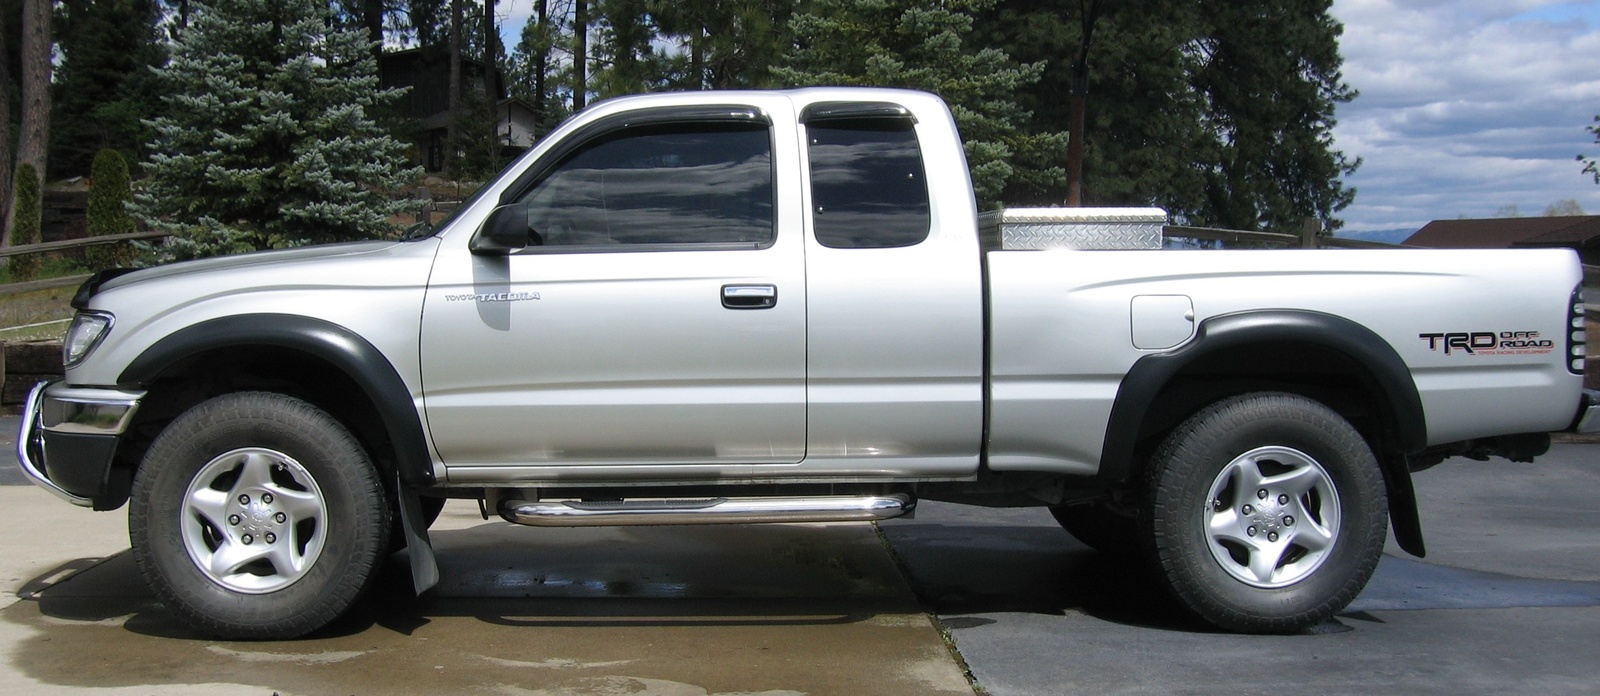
119, 314, 436, 488
1098, 309, 1429, 555
121, 314, 442, 590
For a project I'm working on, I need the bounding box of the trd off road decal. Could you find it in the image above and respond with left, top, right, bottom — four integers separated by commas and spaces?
1418, 331, 1555, 356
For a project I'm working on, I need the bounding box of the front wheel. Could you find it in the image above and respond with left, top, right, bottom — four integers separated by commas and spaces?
129, 392, 390, 639
1143, 392, 1387, 633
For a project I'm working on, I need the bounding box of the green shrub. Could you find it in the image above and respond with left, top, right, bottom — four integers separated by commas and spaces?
10, 163, 42, 282
86, 148, 138, 270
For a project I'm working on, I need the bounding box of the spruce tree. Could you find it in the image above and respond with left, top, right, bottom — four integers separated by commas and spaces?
10, 163, 41, 281
86, 149, 138, 271
136, 0, 421, 260
773, 0, 1067, 205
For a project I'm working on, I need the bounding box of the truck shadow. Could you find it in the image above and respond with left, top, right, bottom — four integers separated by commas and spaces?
4, 524, 961, 694
12, 521, 937, 642
12, 521, 1222, 641
18, 517, 1386, 641
876, 521, 1218, 633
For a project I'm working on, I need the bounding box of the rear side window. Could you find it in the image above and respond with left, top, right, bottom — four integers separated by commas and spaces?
806, 118, 930, 248
518, 122, 774, 248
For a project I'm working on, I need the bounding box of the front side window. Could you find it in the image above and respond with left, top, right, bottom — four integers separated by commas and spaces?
807, 118, 930, 249
519, 123, 774, 248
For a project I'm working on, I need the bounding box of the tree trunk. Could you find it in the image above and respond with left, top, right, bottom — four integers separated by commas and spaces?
690, 24, 703, 90
484, 0, 497, 100
363, 0, 384, 65
0, 10, 14, 245
446, 0, 463, 176
7, 0, 51, 248
484, 0, 499, 165
533, 0, 548, 129
171, 0, 190, 40
1065, 63, 1085, 207
572, 0, 587, 111
1064, 0, 1100, 207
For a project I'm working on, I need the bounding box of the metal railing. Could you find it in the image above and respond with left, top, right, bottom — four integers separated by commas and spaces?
0, 231, 169, 297
0, 230, 169, 259
1162, 221, 1412, 250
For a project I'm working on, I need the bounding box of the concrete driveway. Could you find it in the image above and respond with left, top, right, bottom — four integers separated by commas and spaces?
880, 443, 1600, 695
0, 491, 970, 695
3, 407, 1597, 695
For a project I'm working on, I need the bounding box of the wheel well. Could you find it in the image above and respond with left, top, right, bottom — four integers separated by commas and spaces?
106, 346, 397, 508
1124, 340, 1404, 483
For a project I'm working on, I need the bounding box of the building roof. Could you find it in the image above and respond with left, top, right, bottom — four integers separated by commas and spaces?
1404, 216, 1600, 249
1518, 217, 1600, 248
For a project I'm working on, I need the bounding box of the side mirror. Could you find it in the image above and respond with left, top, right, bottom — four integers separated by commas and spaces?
470, 202, 530, 254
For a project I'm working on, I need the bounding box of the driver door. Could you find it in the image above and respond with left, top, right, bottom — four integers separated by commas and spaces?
419, 105, 806, 478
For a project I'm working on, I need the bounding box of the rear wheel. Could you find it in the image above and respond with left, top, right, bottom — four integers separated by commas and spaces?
1143, 392, 1387, 633
129, 392, 389, 639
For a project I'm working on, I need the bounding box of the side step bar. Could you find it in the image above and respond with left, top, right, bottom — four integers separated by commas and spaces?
498, 494, 914, 527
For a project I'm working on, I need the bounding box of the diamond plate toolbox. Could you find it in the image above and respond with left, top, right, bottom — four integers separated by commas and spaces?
978, 207, 1167, 250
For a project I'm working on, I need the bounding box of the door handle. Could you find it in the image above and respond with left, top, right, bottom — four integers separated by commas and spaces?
722, 284, 777, 309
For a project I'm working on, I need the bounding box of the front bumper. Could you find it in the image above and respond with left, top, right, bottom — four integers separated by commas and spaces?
1578, 390, 1600, 434
17, 381, 144, 508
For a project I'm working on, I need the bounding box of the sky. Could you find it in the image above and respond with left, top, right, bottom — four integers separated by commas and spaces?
490, 1, 1600, 233
1330, 0, 1600, 231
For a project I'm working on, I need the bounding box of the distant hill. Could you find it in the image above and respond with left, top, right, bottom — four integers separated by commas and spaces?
1334, 228, 1416, 245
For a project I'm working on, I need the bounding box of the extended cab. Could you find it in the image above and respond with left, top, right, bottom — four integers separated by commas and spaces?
19, 88, 1598, 639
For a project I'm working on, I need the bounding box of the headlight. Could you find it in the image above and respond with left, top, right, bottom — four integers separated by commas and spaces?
64, 311, 114, 367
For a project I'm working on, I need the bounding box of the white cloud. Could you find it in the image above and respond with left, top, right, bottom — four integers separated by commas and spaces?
1332, 0, 1600, 230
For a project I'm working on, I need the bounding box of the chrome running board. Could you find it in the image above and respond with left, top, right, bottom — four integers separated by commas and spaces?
498, 494, 914, 527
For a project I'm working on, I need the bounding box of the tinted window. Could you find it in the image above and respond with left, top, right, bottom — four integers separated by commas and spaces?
519, 123, 774, 248
807, 119, 930, 248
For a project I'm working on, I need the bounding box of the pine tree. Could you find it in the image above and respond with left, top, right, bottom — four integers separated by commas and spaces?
773, 0, 1067, 205
403, 0, 449, 48
507, 0, 575, 136
592, 0, 662, 98
50, 0, 166, 179
450, 86, 502, 180
86, 149, 138, 270
136, 0, 421, 260
974, 0, 1358, 229
651, 0, 793, 90
1581, 114, 1599, 185
1190, 0, 1359, 232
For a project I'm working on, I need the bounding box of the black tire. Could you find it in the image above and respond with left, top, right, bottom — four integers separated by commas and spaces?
1049, 502, 1139, 556
1142, 392, 1387, 633
129, 392, 390, 640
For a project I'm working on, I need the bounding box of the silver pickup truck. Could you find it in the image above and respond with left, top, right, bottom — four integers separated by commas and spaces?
19, 87, 1597, 639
